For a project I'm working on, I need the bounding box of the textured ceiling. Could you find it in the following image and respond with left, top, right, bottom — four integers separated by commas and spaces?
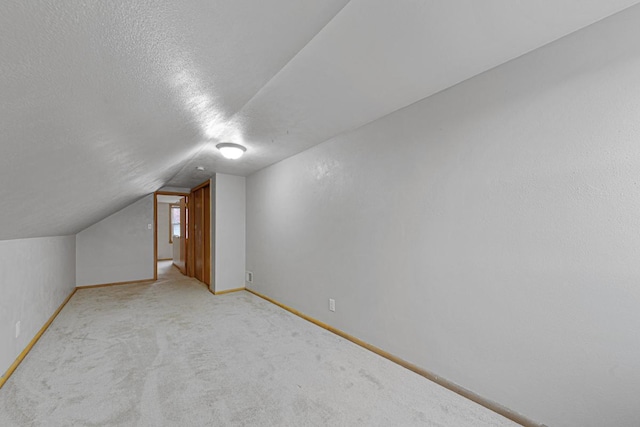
0, 0, 349, 240
1, 0, 640, 240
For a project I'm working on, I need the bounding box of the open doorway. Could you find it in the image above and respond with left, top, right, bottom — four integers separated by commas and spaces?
154, 182, 211, 287
154, 191, 189, 279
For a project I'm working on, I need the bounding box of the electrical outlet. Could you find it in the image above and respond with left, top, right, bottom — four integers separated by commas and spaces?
147, 223, 152, 230
15, 321, 20, 338
329, 298, 336, 312
246, 271, 253, 283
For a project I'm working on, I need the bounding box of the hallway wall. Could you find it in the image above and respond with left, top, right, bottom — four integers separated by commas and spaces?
212, 174, 246, 293
246, 8, 640, 427
0, 236, 75, 378
157, 202, 173, 260
76, 195, 154, 287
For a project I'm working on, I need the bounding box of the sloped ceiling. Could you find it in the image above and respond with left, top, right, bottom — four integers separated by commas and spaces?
1, 0, 639, 240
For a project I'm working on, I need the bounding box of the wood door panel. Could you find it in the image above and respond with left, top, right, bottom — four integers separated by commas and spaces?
194, 188, 204, 282
187, 181, 211, 287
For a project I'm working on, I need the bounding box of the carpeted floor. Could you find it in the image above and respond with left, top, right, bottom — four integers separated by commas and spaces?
0, 261, 517, 426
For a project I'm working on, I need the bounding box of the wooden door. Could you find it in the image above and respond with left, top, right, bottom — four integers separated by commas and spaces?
189, 182, 211, 286
194, 188, 204, 282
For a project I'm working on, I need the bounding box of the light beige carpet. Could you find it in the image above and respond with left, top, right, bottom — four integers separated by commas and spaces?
0, 261, 517, 426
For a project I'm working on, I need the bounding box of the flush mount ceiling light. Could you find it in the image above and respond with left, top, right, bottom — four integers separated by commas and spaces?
216, 143, 246, 160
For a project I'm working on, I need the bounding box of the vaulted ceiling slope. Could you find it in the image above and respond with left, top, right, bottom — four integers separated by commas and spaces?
1, 0, 639, 240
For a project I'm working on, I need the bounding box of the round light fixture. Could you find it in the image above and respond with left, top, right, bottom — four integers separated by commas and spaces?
216, 143, 246, 160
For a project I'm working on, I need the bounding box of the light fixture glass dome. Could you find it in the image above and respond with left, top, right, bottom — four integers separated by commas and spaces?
216, 143, 246, 160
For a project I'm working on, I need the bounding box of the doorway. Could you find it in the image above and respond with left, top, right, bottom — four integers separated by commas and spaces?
154, 191, 189, 280
154, 181, 211, 287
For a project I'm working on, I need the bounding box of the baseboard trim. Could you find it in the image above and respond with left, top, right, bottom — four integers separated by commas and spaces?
172, 262, 186, 275
158, 258, 172, 261
245, 288, 542, 427
0, 288, 77, 389
76, 278, 155, 289
213, 287, 245, 295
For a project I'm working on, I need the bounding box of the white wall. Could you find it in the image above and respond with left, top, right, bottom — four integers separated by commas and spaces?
212, 174, 246, 292
157, 202, 172, 260
158, 186, 191, 193
76, 195, 154, 286
246, 9, 640, 427
0, 236, 76, 378
172, 236, 184, 271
